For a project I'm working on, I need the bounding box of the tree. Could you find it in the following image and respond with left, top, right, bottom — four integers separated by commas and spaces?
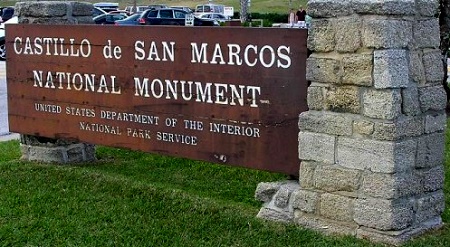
240, 0, 248, 22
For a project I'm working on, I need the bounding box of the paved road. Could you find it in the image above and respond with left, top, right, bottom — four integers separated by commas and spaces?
0, 60, 19, 140
0, 61, 9, 135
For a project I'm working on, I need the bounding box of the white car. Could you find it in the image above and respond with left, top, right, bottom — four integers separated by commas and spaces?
197, 13, 230, 23
0, 16, 18, 60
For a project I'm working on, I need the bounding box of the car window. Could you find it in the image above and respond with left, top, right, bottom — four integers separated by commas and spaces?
159, 9, 173, 18
114, 15, 126, 21
174, 10, 186, 19
105, 15, 114, 22
147, 10, 158, 18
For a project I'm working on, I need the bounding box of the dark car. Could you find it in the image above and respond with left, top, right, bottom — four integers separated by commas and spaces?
0, 7, 14, 23
93, 12, 128, 25
114, 12, 142, 26
147, 4, 168, 10
138, 8, 218, 26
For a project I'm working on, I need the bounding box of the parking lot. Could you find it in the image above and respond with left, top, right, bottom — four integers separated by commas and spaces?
0, 60, 9, 136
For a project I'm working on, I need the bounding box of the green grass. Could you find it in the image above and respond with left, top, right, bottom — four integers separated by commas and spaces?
0, 141, 368, 246
2, 0, 308, 14
0, 122, 450, 246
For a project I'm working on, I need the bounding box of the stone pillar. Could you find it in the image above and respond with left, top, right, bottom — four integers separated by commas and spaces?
256, 0, 446, 245
15, 1, 96, 163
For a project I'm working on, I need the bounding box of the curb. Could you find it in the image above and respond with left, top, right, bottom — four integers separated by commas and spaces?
0, 133, 20, 142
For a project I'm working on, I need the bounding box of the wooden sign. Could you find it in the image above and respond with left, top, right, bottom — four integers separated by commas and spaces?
6, 24, 308, 175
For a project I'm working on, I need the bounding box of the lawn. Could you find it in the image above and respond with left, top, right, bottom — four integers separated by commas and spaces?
0, 125, 449, 246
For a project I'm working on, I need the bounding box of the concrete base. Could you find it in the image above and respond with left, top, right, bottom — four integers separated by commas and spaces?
20, 135, 96, 163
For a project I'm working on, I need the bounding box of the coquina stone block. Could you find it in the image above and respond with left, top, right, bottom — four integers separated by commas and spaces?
306, 56, 341, 83
424, 112, 446, 133
307, 0, 354, 18
353, 0, 415, 15
361, 171, 420, 199
363, 18, 412, 49
342, 53, 373, 86
325, 86, 361, 113
274, 187, 293, 208
415, 191, 445, 223
420, 166, 444, 192
372, 116, 424, 141
292, 189, 320, 213
373, 49, 409, 89
16, 1, 94, 24
313, 165, 360, 192
26, 145, 67, 163
402, 84, 422, 116
71, 2, 93, 16
356, 226, 419, 246
408, 51, 426, 84
335, 17, 362, 52
16, 2, 68, 17
337, 137, 416, 173
319, 193, 354, 222
299, 161, 317, 189
298, 111, 353, 136
306, 56, 341, 84
255, 182, 282, 202
416, 132, 445, 169
416, 0, 440, 17
307, 19, 335, 52
354, 198, 414, 231
306, 85, 325, 110
363, 89, 402, 120
353, 119, 374, 136
422, 49, 444, 84
66, 143, 91, 163
295, 211, 358, 236
255, 181, 300, 223
298, 132, 335, 164
412, 19, 440, 49
418, 85, 447, 112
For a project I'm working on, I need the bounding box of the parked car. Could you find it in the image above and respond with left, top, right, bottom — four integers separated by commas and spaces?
147, 4, 168, 10
0, 16, 18, 60
108, 10, 131, 15
138, 8, 219, 26
114, 12, 142, 26
124, 5, 149, 13
194, 3, 224, 16
197, 13, 230, 23
93, 12, 128, 25
92, 6, 107, 17
0, 7, 14, 23
170, 6, 193, 13
93, 2, 119, 12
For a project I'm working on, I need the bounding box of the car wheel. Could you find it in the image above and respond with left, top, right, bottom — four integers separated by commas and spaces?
0, 41, 5, 60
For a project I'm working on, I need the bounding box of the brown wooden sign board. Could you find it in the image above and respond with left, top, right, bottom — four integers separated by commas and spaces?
6, 24, 308, 175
